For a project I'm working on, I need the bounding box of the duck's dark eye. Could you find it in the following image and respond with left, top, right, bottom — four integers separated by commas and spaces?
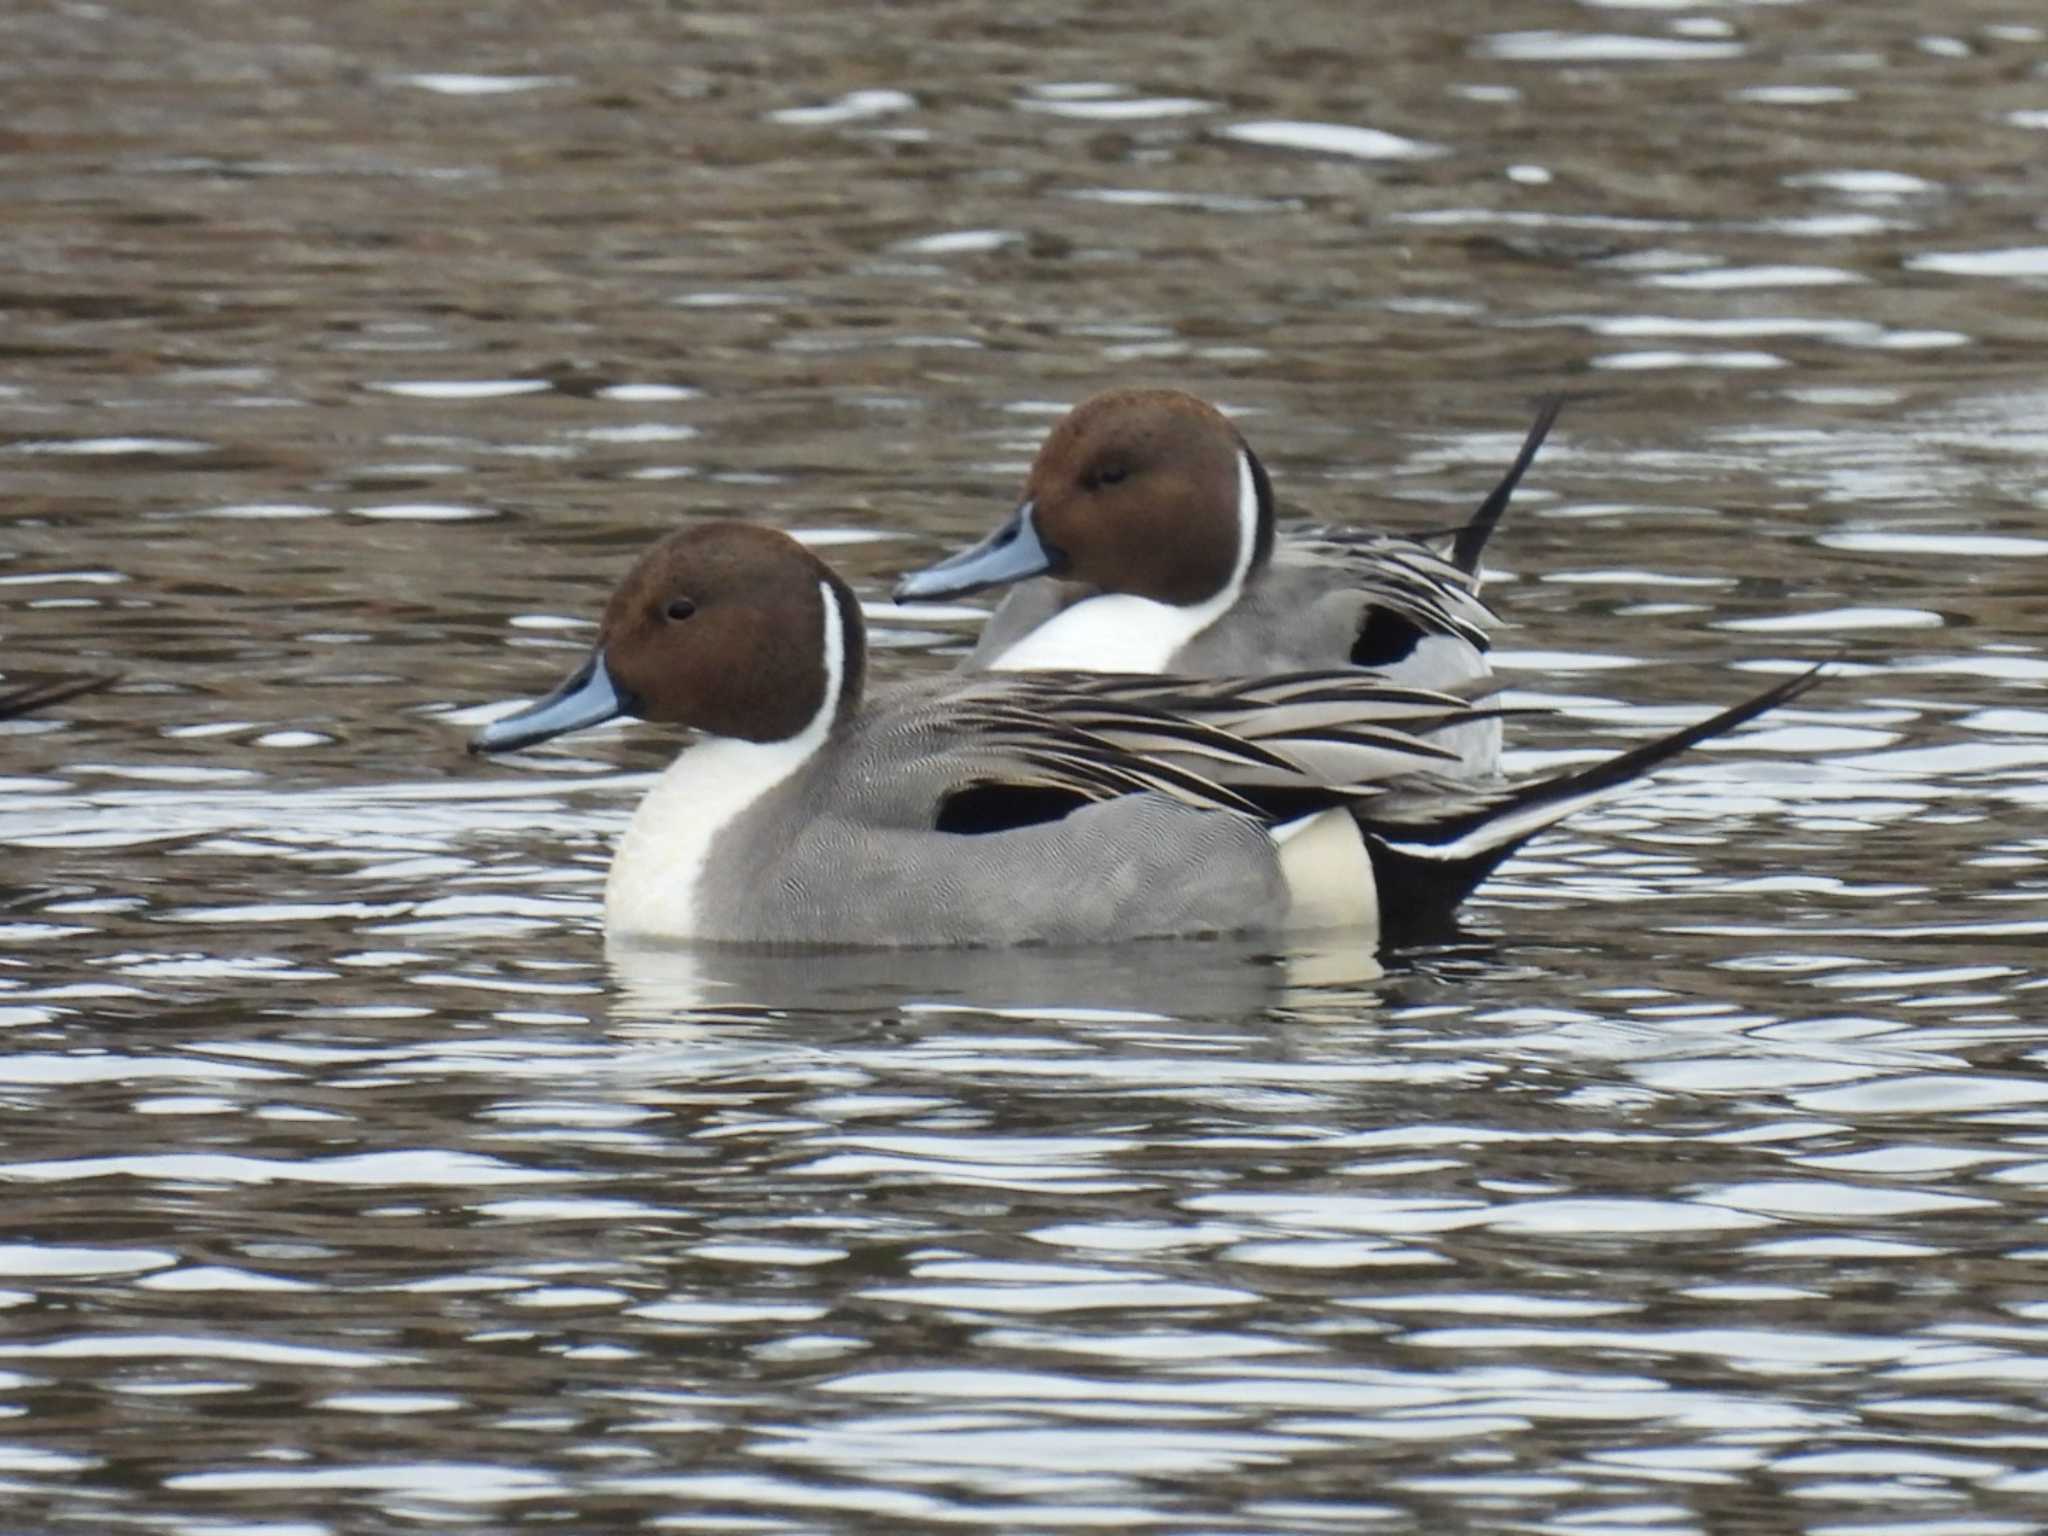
1085, 463, 1130, 491
663, 597, 697, 622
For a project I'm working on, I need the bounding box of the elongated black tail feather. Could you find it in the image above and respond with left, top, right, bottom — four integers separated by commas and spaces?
0, 673, 119, 721
1366, 666, 1824, 944
1451, 395, 1564, 575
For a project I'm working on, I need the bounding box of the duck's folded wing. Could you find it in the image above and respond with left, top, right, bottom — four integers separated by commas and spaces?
1274, 531, 1499, 651
944, 670, 1501, 815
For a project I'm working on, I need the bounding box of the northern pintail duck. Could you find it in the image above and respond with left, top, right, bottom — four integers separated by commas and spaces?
893, 390, 1559, 776
470, 521, 1815, 949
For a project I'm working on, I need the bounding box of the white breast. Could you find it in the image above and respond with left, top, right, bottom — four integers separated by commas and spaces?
989, 448, 1263, 676
986, 592, 1205, 672
603, 582, 844, 939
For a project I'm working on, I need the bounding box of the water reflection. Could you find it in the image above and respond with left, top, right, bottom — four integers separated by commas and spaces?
608, 935, 1385, 1024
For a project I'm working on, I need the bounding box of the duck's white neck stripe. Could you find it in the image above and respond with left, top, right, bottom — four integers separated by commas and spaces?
1184, 447, 1264, 628
987, 449, 1265, 674
604, 580, 845, 940
805, 578, 848, 744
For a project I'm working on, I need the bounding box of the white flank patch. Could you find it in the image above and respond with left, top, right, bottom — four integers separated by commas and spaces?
604, 582, 845, 938
990, 450, 1263, 673
1273, 810, 1379, 932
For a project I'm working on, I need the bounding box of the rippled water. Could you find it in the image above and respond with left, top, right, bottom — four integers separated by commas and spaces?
7, 1, 2048, 1530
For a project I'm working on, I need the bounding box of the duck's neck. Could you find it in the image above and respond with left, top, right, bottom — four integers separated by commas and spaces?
990, 447, 1270, 673
606, 579, 853, 939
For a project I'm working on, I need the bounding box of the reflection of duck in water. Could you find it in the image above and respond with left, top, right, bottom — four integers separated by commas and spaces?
606, 927, 1387, 1025
0, 674, 116, 721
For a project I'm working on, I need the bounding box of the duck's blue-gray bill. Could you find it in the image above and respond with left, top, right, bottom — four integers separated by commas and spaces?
893, 501, 1057, 602
470, 651, 626, 755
